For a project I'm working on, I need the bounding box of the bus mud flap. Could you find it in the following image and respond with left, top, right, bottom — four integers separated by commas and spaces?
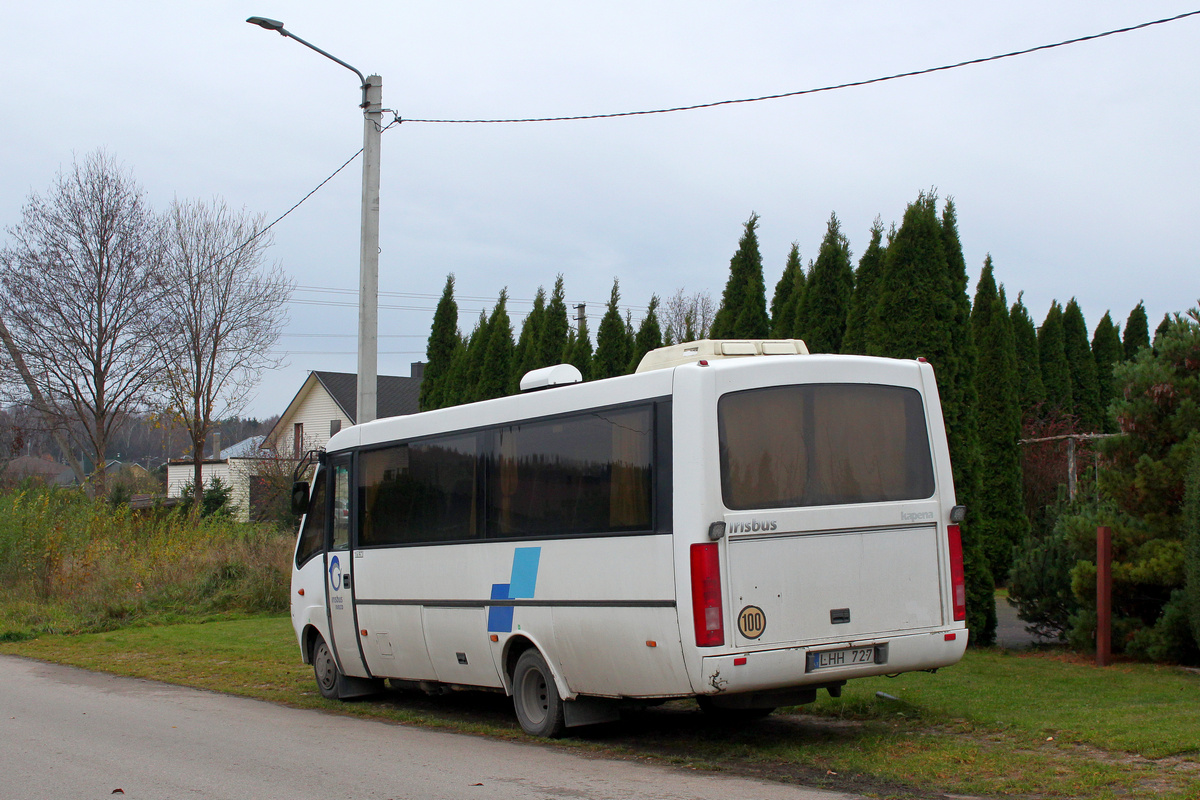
337, 674, 385, 700
564, 697, 620, 728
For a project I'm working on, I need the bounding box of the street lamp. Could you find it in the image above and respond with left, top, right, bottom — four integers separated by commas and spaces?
247, 16, 382, 424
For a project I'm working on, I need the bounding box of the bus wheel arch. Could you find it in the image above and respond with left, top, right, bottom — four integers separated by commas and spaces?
300, 625, 323, 666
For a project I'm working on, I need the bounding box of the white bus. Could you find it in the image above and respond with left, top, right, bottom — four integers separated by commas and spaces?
290, 340, 968, 737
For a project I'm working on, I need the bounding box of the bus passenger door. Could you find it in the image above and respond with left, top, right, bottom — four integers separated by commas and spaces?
325, 455, 370, 678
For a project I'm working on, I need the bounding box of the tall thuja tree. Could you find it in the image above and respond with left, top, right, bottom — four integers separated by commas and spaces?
941, 200, 982, 498
564, 312, 593, 379
539, 275, 570, 368
1124, 301, 1150, 360
710, 213, 770, 339
1038, 302, 1073, 415
841, 218, 886, 355
593, 279, 630, 380
438, 331, 470, 407
867, 193, 954, 363
511, 286, 546, 392
769, 243, 805, 338
628, 295, 663, 372
942, 199, 992, 642
1091, 311, 1124, 432
449, 309, 489, 405
970, 257, 1028, 580
790, 257, 816, 339
800, 212, 854, 353
1155, 313, 1173, 346
420, 274, 461, 411
1010, 293, 1045, 411
1062, 299, 1101, 431
477, 290, 514, 401
868, 191, 995, 643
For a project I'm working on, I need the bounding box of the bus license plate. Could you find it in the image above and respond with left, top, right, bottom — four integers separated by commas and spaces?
807, 646, 875, 671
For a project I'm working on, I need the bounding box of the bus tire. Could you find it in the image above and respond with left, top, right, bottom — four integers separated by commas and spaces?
512, 649, 566, 738
312, 635, 342, 700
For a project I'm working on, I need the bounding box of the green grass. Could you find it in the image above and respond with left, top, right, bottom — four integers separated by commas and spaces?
4, 616, 1198, 799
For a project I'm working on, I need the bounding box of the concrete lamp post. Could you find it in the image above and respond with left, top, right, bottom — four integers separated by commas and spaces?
247, 16, 381, 424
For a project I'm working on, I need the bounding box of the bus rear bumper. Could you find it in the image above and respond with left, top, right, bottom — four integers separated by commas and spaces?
698, 628, 969, 697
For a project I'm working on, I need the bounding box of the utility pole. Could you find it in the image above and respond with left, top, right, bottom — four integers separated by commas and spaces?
357, 75, 382, 424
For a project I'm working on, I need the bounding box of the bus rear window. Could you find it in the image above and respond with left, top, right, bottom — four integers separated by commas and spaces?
718, 384, 935, 510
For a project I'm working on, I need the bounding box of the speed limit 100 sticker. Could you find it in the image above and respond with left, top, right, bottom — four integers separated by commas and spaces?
737, 605, 766, 639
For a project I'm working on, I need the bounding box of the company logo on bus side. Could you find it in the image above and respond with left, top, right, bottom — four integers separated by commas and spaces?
727, 519, 778, 533
901, 511, 936, 522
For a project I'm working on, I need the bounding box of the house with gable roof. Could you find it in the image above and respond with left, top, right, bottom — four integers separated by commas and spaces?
263, 369, 423, 457
167, 368, 422, 522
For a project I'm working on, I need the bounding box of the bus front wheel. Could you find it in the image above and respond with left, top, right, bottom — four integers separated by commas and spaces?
512, 649, 566, 738
312, 635, 342, 700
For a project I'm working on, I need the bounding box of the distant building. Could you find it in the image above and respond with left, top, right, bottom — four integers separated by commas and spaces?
0, 454, 76, 486
167, 435, 280, 522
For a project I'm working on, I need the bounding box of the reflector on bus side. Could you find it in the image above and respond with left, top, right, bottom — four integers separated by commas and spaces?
690, 543, 725, 647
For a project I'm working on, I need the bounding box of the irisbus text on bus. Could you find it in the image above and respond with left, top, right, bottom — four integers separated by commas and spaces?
289, 339, 968, 737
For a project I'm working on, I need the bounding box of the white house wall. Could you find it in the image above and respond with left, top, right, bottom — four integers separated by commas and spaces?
167, 462, 232, 500
166, 460, 262, 523
271, 384, 353, 456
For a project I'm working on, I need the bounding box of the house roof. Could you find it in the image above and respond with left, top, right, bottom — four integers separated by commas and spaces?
222, 435, 266, 458
311, 371, 421, 423
1, 455, 76, 485
266, 370, 423, 449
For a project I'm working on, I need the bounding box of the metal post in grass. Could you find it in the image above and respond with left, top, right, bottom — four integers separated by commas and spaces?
1096, 526, 1112, 667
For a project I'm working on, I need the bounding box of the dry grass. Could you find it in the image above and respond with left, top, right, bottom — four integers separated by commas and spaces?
0, 485, 293, 637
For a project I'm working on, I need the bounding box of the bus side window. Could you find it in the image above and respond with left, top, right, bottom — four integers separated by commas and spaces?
295, 469, 327, 568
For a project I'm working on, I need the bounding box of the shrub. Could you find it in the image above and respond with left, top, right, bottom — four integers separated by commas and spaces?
1007, 521, 1083, 640
178, 476, 238, 518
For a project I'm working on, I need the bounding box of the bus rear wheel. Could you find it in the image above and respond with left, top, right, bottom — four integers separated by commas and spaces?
512, 649, 566, 738
312, 635, 342, 700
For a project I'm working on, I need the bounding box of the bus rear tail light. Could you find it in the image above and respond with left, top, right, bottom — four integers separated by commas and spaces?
690, 543, 725, 647
947, 524, 966, 622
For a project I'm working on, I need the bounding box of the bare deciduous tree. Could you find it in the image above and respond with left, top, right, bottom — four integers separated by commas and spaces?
0, 150, 166, 495
159, 197, 292, 513
661, 288, 716, 344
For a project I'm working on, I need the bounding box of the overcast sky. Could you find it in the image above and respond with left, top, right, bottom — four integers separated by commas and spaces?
2, 1, 1197, 420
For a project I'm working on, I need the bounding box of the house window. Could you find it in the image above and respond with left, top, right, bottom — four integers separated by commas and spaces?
330, 419, 341, 437
293, 423, 303, 457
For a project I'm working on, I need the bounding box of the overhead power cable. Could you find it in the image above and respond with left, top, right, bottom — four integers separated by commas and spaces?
400, 9, 1200, 124
218, 10, 1199, 269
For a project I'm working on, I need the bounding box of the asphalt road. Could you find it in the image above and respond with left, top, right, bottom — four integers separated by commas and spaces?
0, 655, 862, 800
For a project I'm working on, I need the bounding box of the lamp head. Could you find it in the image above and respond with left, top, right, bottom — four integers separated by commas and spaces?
246, 16, 286, 33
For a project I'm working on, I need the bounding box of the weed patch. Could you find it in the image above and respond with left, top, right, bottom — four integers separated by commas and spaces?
0, 485, 293, 637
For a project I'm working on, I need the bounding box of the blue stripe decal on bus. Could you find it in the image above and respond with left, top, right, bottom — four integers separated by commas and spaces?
508, 547, 541, 598
488, 547, 541, 633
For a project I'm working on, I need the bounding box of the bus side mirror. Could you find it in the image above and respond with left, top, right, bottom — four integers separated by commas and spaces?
291, 481, 310, 515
